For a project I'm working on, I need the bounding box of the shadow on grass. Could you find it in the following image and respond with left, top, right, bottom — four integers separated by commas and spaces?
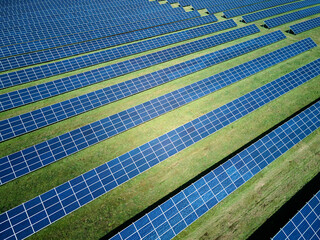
100, 97, 320, 240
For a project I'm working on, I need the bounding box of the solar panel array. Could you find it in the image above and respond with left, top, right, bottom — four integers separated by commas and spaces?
273, 190, 320, 240
1, 59, 319, 240
0, 25, 260, 111
264, 5, 320, 28
290, 16, 320, 34
0, 38, 316, 186
0, 12, 214, 59
223, 0, 299, 18
0, 11, 201, 68
0, 14, 220, 77
0, 30, 288, 143
110, 100, 320, 240
242, 0, 320, 23
206, 0, 268, 14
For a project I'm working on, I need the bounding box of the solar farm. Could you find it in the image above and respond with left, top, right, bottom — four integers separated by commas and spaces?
0, 0, 319, 239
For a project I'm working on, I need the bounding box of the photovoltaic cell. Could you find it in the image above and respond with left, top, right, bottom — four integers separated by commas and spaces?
0, 10, 205, 58
273, 190, 320, 240
0, 24, 260, 111
264, 5, 320, 28
0, 59, 319, 240
223, 0, 298, 18
0, 13, 214, 73
110, 104, 320, 240
0, 30, 287, 142
290, 17, 320, 34
242, 0, 320, 23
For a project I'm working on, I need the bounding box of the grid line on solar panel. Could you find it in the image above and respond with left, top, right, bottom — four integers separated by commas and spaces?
0, 37, 316, 186
0, 6, 184, 37
0, 59, 319, 240
0, 8, 198, 47
0, 12, 213, 72
242, 0, 320, 23
264, 5, 320, 28
0, 30, 287, 143
223, 0, 298, 18
0, 24, 260, 112
110, 100, 320, 240
273, 190, 320, 240
0, 1, 171, 26
0, 12, 214, 60
206, 0, 268, 13
290, 16, 320, 34
0, 16, 225, 89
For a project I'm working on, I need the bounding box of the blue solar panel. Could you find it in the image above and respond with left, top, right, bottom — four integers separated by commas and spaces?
264, 5, 320, 28
1, 60, 319, 240
242, 0, 320, 23
1, 1, 172, 29
0, 8, 197, 48
223, 0, 298, 18
206, 0, 267, 13
0, 9, 200, 58
273, 190, 320, 240
0, 38, 317, 185
0, 12, 213, 72
0, 17, 227, 89
290, 16, 320, 34
0, 7, 184, 40
0, 30, 288, 142
110, 102, 320, 240
0, 25, 260, 111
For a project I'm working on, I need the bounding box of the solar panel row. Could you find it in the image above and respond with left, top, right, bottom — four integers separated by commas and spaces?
0, 25, 260, 111
0, 30, 287, 143
223, 0, 298, 18
110, 101, 320, 240
0, 16, 226, 89
290, 16, 320, 34
1, 1, 170, 26
0, 8, 196, 47
0, 37, 315, 186
0, 12, 212, 60
242, 0, 320, 23
176, 0, 247, 8
1, 6, 182, 36
0, 12, 213, 72
264, 5, 320, 28
1, 0, 152, 15
1, 1, 172, 26
207, 0, 267, 14
1, 58, 319, 240
273, 190, 320, 240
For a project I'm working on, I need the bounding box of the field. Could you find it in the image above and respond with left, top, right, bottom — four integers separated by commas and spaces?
0, 1, 319, 239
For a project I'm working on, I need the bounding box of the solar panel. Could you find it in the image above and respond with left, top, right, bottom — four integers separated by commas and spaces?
289, 16, 320, 34
206, 0, 267, 14
0, 16, 225, 89
273, 190, 320, 240
0, 6, 183, 37
223, 0, 298, 18
1, 58, 319, 240
0, 37, 316, 185
264, 5, 320, 28
0, 30, 287, 143
0, 24, 260, 111
241, 0, 320, 23
110, 101, 320, 240
1, 1, 171, 27
0, 12, 212, 72
0, 8, 197, 47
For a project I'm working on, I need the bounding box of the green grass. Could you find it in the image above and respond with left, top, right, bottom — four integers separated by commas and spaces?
0, 4, 319, 240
